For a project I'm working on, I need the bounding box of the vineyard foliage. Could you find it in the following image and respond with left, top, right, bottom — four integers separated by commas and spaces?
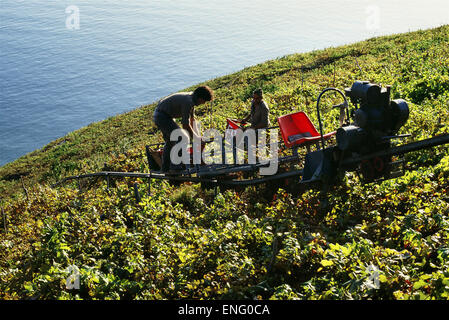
1, 26, 449, 300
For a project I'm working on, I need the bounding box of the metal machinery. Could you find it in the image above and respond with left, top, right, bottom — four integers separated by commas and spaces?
303, 81, 411, 186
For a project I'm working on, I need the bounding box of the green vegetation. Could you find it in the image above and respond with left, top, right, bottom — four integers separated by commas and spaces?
1, 26, 449, 300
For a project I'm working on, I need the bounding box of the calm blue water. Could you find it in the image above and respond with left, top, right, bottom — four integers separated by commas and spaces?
1, 0, 448, 166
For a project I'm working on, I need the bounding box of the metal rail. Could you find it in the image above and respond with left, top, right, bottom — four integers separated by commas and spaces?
51, 167, 304, 189
340, 133, 449, 168
217, 169, 303, 186
51, 171, 218, 188
51, 152, 304, 189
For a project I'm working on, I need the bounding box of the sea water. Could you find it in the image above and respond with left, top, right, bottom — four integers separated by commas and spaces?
1, 0, 448, 166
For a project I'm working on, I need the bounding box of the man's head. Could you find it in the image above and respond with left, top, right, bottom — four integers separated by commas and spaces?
253, 88, 263, 103
193, 86, 214, 105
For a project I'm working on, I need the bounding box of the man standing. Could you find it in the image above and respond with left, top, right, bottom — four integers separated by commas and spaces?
153, 86, 214, 173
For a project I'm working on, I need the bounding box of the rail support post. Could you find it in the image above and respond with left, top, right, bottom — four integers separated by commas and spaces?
133, 182, 141, 204
21, 176, 29, 202
222, 138, 226, 165
106, 175, 110, 194
1, 199, 6, 233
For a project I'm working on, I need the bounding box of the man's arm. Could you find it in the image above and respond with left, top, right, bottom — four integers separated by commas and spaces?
241, 113, 251, 123
180, 104, 200, 140
182, 116, 201, 141
182, 108, 202, 142
240, 103, 252, 123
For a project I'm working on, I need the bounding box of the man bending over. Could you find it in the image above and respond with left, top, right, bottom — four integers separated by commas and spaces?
153, 86, 214, 173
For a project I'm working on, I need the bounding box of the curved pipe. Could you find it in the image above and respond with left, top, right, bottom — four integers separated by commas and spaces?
316, 87, 348, 149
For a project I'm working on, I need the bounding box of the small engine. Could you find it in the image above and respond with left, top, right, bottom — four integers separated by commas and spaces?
336, 81, 410, 182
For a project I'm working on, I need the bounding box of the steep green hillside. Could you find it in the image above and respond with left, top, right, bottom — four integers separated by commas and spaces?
1, 25, 448, 300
